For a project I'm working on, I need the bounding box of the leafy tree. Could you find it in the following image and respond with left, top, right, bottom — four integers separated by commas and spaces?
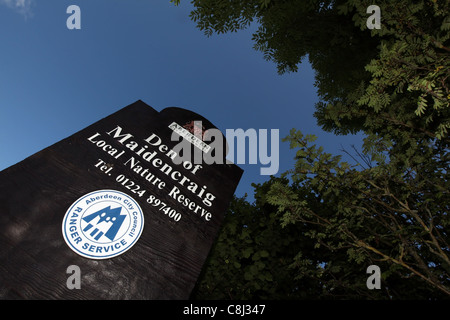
193, 130, 449, 299
171, 0, 450, 298
267, 130, 449, 298
172, 0, 449, 141
192, 187, 383, 299
192, 192, 314, 299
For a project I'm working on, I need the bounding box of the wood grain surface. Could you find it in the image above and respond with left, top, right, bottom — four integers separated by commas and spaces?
0, 100, 243, 299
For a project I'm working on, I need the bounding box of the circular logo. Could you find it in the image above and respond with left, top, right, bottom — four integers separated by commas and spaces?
62, 190, 144, 259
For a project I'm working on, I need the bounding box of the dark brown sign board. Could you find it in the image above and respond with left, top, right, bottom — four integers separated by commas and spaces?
0, 100, 243, 299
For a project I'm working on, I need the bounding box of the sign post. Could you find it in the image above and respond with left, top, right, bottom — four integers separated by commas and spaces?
0, 100, 243, 299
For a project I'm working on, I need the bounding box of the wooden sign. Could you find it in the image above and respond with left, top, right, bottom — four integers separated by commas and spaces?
0, 100, 243, 299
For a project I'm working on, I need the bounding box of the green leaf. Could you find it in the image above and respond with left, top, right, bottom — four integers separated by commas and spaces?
243, 247, 253, 259
260, 250, 270, 258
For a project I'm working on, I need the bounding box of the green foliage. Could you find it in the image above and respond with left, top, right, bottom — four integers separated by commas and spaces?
194, 127, 449, 299
192, 191, 315, 299
267, 129, 450, 297
173, 0, 450, 298
175, 0, 449, 142
316, 0, 450, 142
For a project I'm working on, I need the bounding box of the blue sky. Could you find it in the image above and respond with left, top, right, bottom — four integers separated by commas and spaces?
0, 1, 364, 199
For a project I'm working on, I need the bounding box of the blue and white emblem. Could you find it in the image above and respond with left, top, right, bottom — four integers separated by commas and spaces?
62, 190, 144, 259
